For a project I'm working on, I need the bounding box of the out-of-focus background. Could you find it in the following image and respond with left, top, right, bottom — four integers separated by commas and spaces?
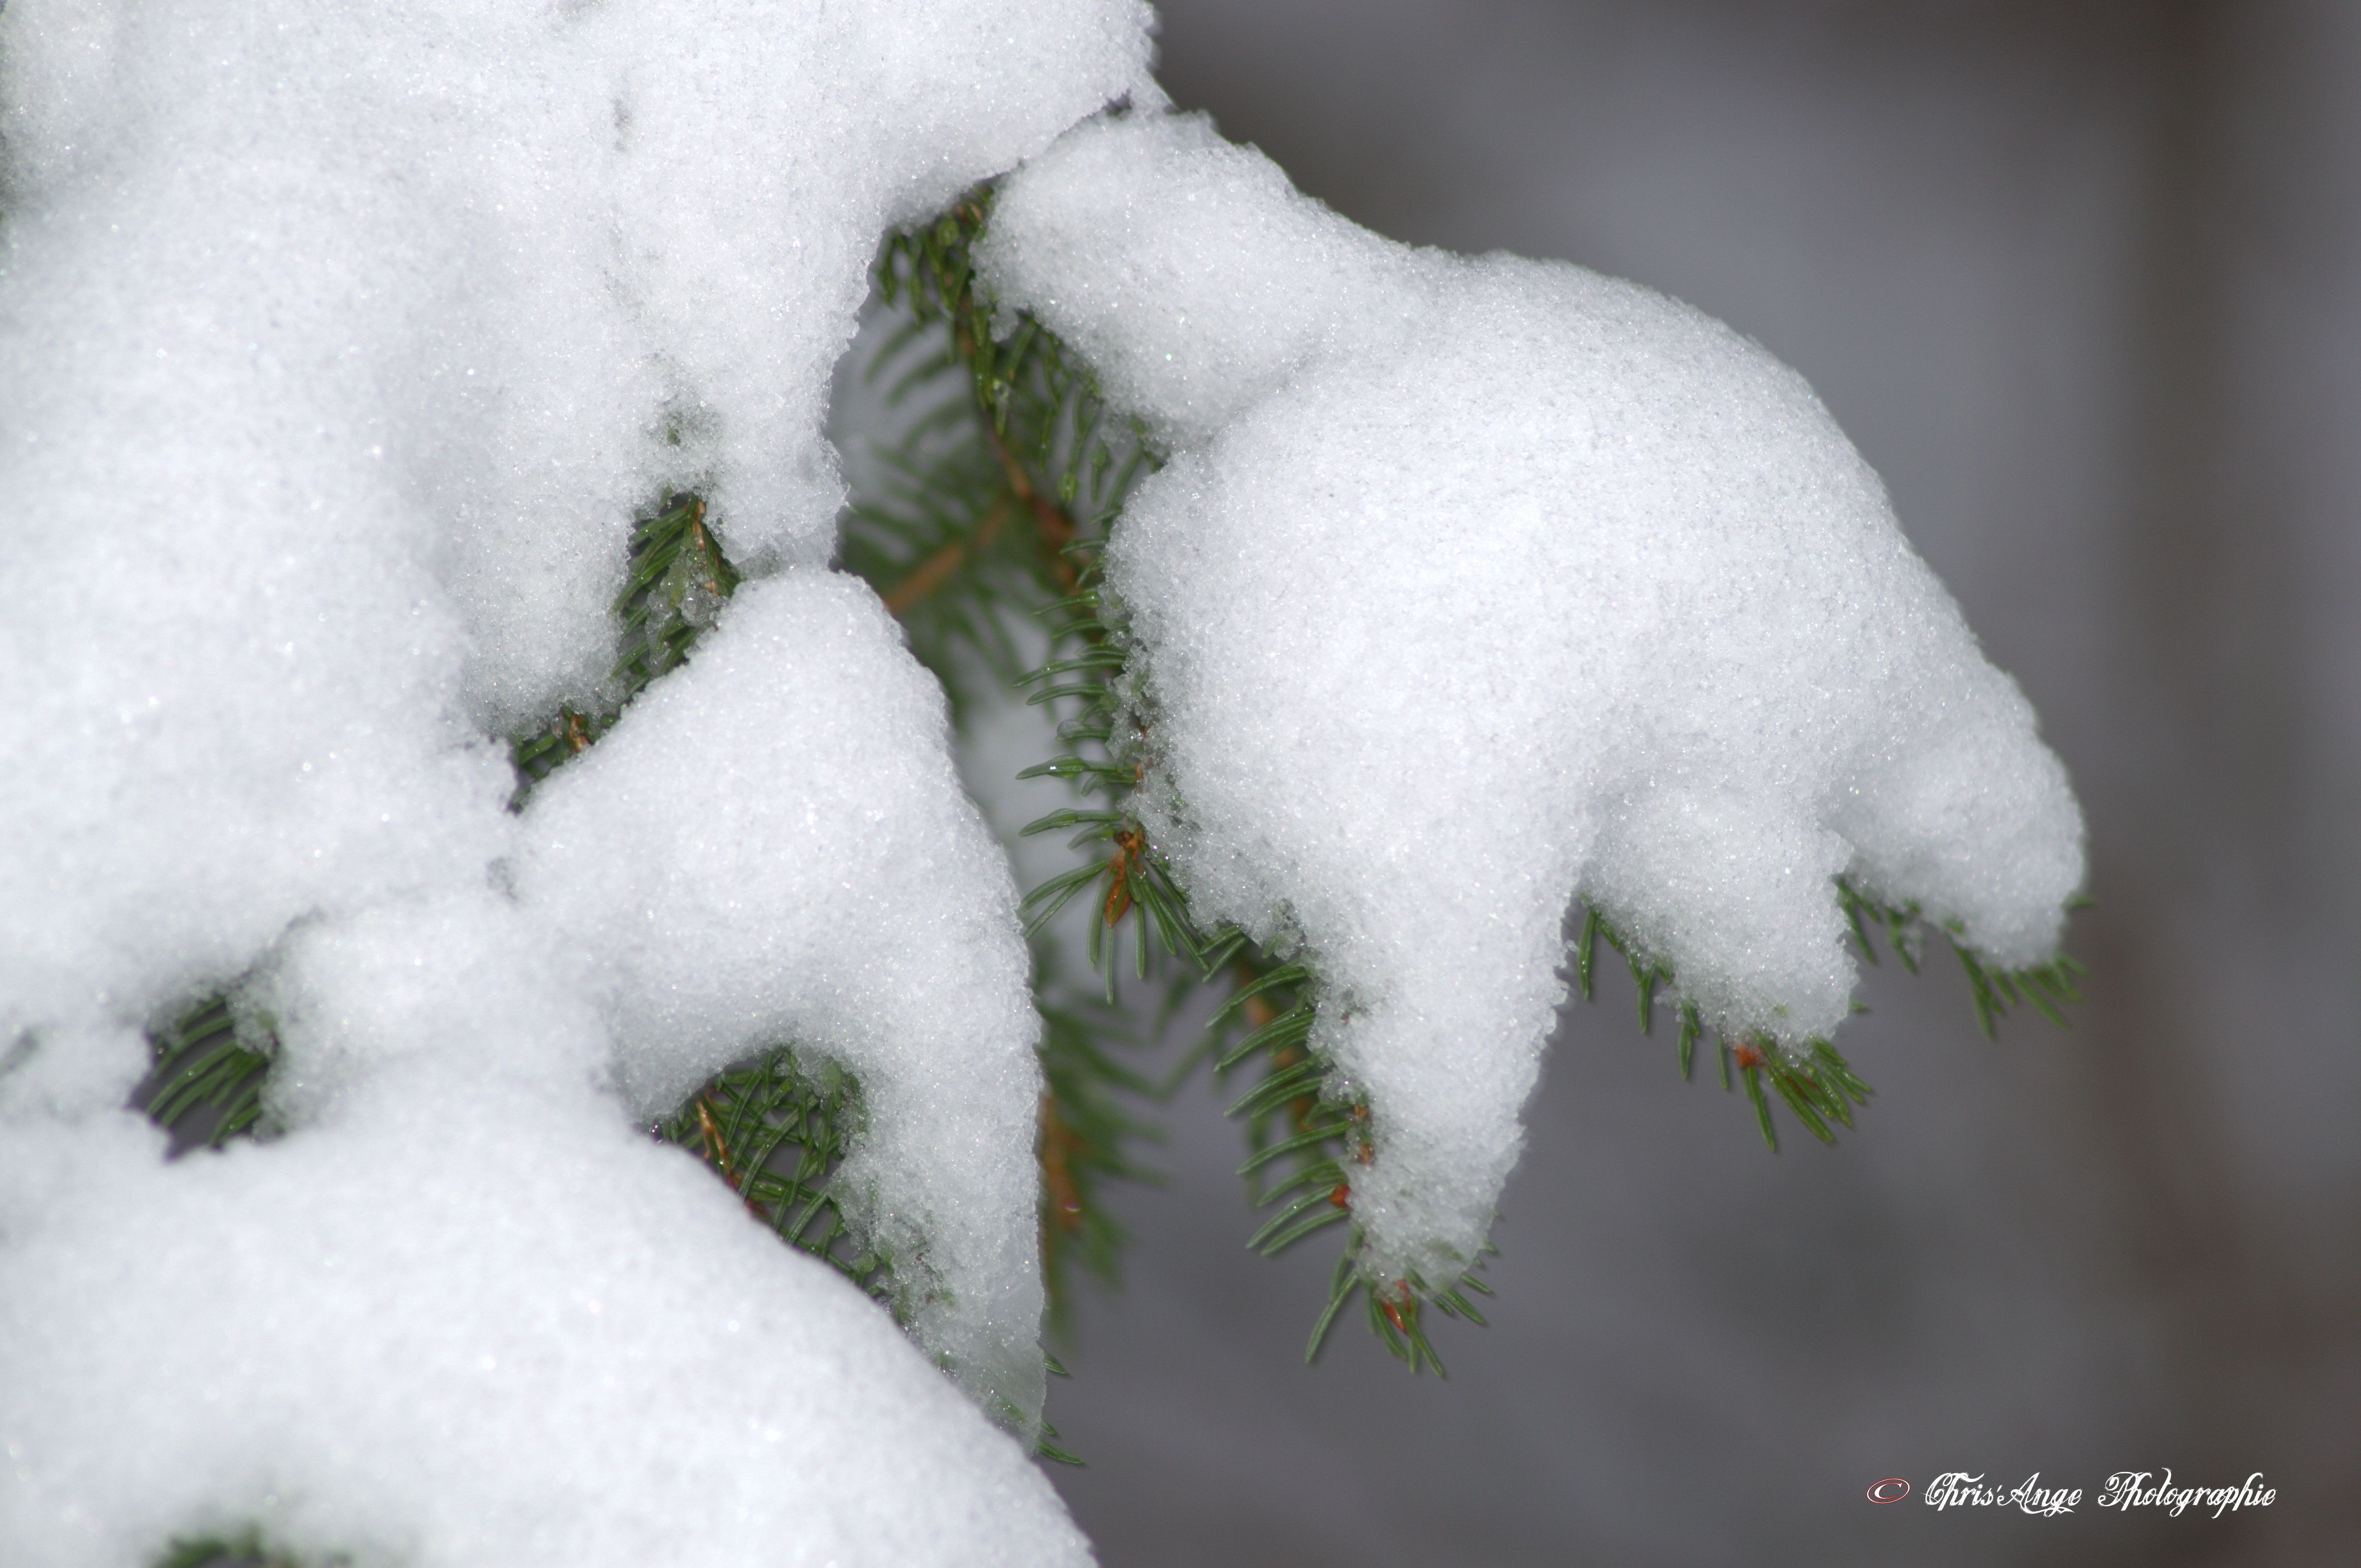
1028, 3, 2361, 1563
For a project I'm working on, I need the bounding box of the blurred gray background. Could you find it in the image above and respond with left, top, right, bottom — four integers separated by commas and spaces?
1031, 3, 2361, 1563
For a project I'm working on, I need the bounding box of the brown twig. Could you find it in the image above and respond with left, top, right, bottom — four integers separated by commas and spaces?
882, 497, 1012, 616
948, 310, 1082, 596
684, 497, 723, 595
1039, 1093, 1086, 1238
1101, 826, 1147, 925
694, 1094, 768, 1220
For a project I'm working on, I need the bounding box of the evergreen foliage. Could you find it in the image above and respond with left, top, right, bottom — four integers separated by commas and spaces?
855, 194, 1149, 708
649, 1050, 895, 1305
1571, 881, 2084, 1156
154, 1531, 327, 1568
895, 189, 2087, 1358
1034, 975, 1163, 1320
140, 997, 276, 1151
510, 491, 742, 795
125, 183, 2085, 1436
856, 191, 1173, 1321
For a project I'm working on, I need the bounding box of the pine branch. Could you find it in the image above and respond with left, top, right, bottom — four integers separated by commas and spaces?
649, 1049, 897, 1307
139, 995, 277, 1151
856, 195, 1175, 1323
979, 244, 2088, 1353
154, 1529, 332, 1568
1574, 880, 2081, 1153
133, 489, 748, 1149
896, 220, 1511, 1365
1576, 898, 1875, 1155
510, 491, 737, 800
1010, 555, 1498, 1371
118, 182, 2091, 1439
133, 203, 1169, 1431
853, 194, 1147, 718
1035, 975, 1164, 1335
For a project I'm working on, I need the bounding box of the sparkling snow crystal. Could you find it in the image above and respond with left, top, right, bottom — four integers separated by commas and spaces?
0, 0, 1156, 1561
981, 112, 2085, 1287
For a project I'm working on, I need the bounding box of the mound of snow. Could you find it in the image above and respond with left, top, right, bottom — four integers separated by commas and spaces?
982, 112, 2083, 1285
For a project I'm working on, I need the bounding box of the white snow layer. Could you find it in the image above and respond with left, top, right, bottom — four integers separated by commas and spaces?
0, 1021, 1087, 1568
518, 572, 1050, 1422
0, 0, 1157, 1561
980, 113, 2086, 1287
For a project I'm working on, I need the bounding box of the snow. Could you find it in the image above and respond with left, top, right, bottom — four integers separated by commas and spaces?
0, 1021, 1087, 1568
518, 571, 1050, 1421
0, 0, 2092, 1549
0, 0, 1156, 1561
980, 111, 2085, 1288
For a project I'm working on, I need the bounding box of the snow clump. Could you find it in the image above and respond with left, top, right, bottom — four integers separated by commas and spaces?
517, 571, 1050, 1420
981, 111, 2085, 1289
0, 0, 1157, 1561
0, 934, 1087, 1567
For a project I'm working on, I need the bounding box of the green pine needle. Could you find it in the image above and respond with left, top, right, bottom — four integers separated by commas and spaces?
138, 995, 277, 1150
652, 1048, 898, 1309
1573, 880, 2082, 1154
153, 1529, 334, 1568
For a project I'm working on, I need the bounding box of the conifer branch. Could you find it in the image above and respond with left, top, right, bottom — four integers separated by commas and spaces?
872, 187, 1507, 1368
140, 995, 277, 1150
129, 490, 916, 1363
858, 195, 1172, 1325
649, 1050, 896, 1307
1575, 880, 2081, 1153
1005, 537, 1505, 1367
120, 178, 2097, 1479
154, 1529, 329, 1568
135, 487, 756, 1151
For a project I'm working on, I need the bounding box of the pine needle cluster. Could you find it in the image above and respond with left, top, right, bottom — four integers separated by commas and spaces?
650, 1051, 895, 1305
1568, 881, 2085, 1155
154, 1530, 328, 1568
120, 186, 2087, 1563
